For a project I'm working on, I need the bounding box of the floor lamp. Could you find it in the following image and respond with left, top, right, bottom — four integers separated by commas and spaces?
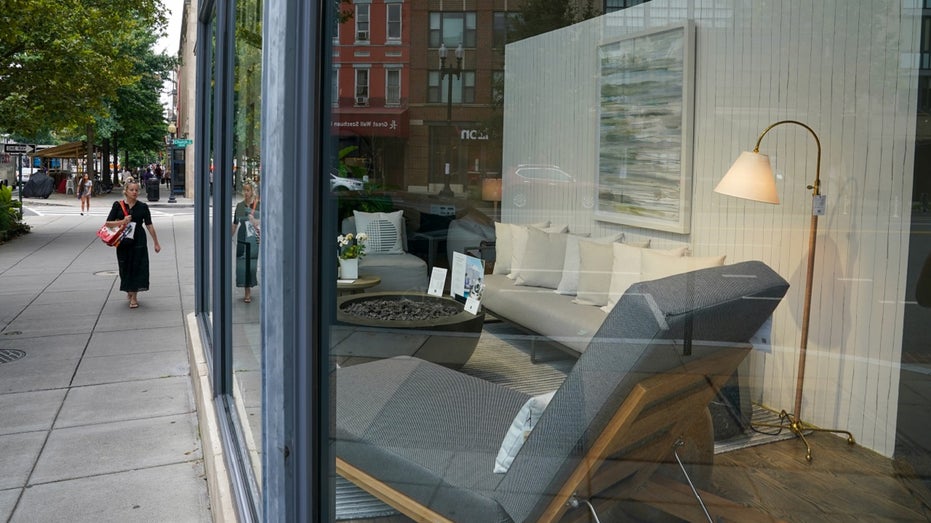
714, 119, 854, 462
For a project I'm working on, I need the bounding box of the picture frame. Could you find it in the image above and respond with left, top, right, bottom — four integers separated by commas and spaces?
595, 22, 695, 234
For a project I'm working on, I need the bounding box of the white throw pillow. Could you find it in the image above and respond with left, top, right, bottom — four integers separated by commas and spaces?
641, 250, 727, 281
554, 233, 621, 295
514, 227, 569, 289
494, 390, 557, 474
493, 221, 549, 276
601, 245, 688, 313
508, 223, 567, 280
353, 210, 405, 254
572, 240, 616, 306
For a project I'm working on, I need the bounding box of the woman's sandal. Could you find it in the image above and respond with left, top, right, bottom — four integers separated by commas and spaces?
243, 297, 252, 303
129, 301, 139, 309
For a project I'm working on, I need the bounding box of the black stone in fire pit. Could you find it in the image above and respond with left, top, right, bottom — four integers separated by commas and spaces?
334, 292, 484, 368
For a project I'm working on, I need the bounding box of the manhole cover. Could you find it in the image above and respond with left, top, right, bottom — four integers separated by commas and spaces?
94, 270, 119, 276
0, 349, 25, 365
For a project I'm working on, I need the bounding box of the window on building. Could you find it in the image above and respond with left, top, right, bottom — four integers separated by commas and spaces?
428, 12, 476, 48
493, 12, 519, 48
428, 70, 475, 104
604, 0, 649, 13
492, 70, 504, 107
355, 68, 369, 105
332, 67, 339, 106
386, 69, 401, 105
387, 4, 402, 41
356, 4, 370, 42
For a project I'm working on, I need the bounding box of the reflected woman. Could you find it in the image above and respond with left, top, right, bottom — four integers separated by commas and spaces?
232, 180, 260, 303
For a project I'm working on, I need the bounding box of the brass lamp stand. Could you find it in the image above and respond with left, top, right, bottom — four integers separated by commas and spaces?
714, 120, 855, 462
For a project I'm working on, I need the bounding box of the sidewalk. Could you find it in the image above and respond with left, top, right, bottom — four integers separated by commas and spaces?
0, 191, 210, 521
15, 185, 195, 210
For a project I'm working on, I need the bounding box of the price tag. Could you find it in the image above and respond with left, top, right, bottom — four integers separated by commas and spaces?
812, 194, 826, 216
427, 267, 447, 297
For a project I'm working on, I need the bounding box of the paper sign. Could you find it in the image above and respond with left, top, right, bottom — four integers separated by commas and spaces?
812, 194, 826, 216
464, 295, 481, 315
428, 267, 447, 296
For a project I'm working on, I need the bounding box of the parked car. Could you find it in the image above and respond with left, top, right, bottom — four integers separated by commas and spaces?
330, 172, 365, 191
506, 164, 595, 209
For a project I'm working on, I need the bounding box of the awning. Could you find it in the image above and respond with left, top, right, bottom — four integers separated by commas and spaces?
331, 108, 409, 138
33, 141, 97, 159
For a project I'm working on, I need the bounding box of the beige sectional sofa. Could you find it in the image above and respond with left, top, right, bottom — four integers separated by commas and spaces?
482, 222, 726, 357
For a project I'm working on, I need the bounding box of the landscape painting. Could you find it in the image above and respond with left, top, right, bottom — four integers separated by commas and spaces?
596, 23, 694, 234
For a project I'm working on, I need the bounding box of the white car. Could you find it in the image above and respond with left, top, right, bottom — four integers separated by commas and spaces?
330, 172, 364, 191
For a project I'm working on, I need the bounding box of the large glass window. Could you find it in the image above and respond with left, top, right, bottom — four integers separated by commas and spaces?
354, 68, 369, 105
428, 70, 475, 104
429, 12, 477, 48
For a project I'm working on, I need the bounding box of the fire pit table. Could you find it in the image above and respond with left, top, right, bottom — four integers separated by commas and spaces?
332, 292, 484, 369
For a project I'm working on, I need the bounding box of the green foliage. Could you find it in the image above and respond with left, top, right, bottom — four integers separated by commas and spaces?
0, 0, 168, 136
508, 0, 598, 43
0, 185, 28, 242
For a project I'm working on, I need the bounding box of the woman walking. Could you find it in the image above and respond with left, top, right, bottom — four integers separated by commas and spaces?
104, 179, 161, 308
232, 181, 260, 303
78, 174, 92, 215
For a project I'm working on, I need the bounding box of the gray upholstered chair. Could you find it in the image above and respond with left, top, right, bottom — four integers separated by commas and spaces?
341, 215, 428, 292
334, 261, 789, 522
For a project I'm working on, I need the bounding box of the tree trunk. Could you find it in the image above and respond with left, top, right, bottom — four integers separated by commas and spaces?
85, 124, 95, 177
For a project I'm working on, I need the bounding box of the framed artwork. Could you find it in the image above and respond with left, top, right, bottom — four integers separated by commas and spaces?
596, 23, 695, 234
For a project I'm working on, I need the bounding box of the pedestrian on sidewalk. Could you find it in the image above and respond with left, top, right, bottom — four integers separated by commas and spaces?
78, 173, 92, 215
105, 178, 162, 309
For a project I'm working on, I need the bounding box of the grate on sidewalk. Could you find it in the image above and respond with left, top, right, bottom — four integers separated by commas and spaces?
0, 349, 26, 365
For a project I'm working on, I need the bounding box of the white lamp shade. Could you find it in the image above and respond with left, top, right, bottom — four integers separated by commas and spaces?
714, 151, 780, 204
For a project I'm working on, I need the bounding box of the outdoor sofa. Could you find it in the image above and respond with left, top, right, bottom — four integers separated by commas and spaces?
334, 261, 789, 522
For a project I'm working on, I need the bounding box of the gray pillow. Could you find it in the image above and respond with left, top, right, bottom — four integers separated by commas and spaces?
514, 227, 569, 289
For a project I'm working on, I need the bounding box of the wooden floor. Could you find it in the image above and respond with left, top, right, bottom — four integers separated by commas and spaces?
341, 432, 931, 522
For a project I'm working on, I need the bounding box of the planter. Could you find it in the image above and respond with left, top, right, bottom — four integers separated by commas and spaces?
339, 257, 359, 279
333, 292, 484, 369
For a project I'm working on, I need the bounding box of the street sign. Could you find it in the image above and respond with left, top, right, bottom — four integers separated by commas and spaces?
172, 139, 193, 147
4, 143, 34, 154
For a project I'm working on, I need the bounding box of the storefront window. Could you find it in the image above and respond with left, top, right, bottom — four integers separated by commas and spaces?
230, 0, 264, 500
198, 0, 931, 520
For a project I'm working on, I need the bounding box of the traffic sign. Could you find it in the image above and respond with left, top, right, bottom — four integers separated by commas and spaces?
172, 139, 193, 147
4, 143, 34, 154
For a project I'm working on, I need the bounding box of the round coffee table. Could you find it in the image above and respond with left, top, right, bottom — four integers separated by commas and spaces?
331, 292, 484, 368
337, 274, 381, 296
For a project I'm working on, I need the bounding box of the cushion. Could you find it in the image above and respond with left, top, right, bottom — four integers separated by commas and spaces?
493, 221, 548, 276
494, 390, 557, 474
354, 210, 405, 254
602, 245, 688, 313
508, 223, 567, 280
641, 250, 727, 281
554, 233, 620, 295
514, 227, 570, 289
572, 239, 616, 306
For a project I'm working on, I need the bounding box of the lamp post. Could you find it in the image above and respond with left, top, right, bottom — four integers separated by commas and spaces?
438, 42, 462, 198
167, 122, 177, 203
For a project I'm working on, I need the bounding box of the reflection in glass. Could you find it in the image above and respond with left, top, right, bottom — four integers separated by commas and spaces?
230, 0, 263, 502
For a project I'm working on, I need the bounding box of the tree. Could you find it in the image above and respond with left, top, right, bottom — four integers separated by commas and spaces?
0, 0, 167, 136
508, 0, 597, 43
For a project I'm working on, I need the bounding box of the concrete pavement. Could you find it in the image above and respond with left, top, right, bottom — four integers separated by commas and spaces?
0, 188, 210, 521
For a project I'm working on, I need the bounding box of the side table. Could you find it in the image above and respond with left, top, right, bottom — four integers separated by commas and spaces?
337, 274, 381, 296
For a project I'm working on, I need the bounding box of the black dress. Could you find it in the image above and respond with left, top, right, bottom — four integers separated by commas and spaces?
107, 200, 153, 292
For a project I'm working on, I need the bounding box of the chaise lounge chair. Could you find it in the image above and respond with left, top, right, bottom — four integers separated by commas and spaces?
334, 261, 789, 522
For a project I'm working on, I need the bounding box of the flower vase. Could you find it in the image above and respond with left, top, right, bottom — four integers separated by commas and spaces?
339, 258, 359, 280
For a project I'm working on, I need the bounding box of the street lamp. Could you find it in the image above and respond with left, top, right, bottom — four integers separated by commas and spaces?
167, 122, 177, 203
438, 42, 463, 198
